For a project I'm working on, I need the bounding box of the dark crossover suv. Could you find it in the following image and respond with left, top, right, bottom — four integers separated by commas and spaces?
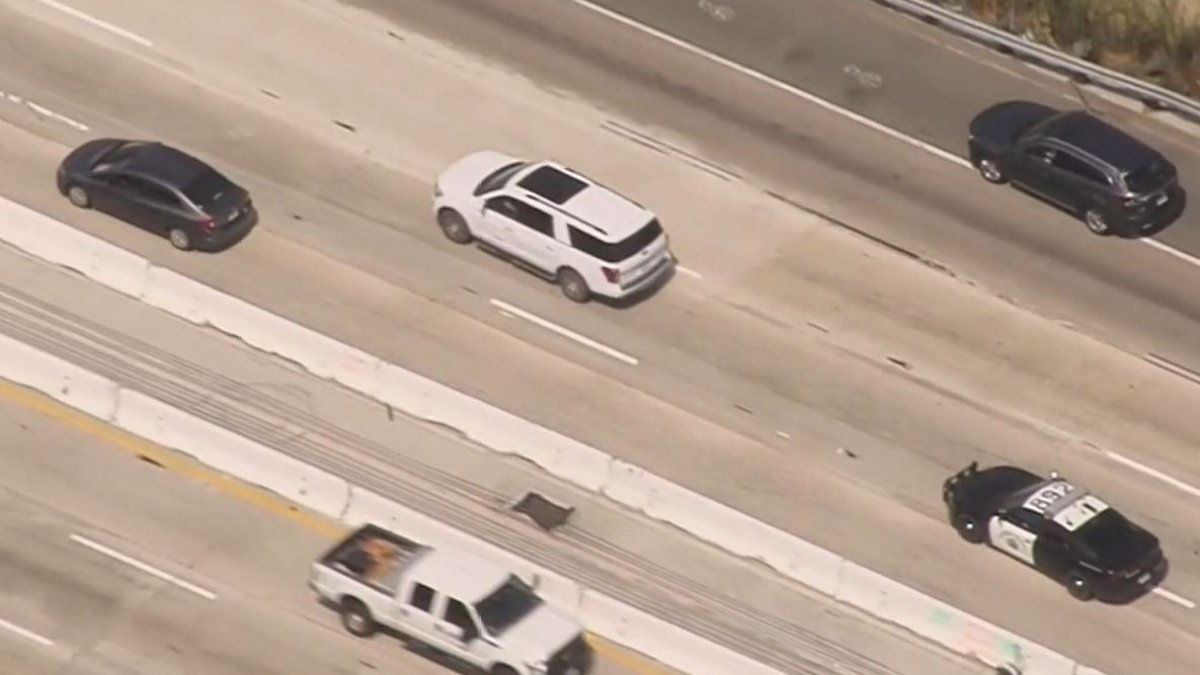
56, 139, 257, 251
943, 462, 1167, 602
968, 100, 1183, 236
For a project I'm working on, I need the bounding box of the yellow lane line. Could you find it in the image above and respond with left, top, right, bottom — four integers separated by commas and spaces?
0, 377, 674, 674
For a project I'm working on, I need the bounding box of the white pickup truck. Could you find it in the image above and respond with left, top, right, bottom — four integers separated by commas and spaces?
308, 524, 594, 675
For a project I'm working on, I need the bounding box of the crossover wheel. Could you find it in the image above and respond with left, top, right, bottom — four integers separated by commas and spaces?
1083, 209, 1111, 236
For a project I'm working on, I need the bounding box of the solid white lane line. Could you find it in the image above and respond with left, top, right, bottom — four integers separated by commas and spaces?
568, 0, 971, 169
70, 534, 217, 600
1103, 451, 1200, 500
27, 0, 154, 47
1152, 587, 1197, 610
569, 0, 1200, 274
1139, 238, 1200, 269
24, 101, 90, 132
489, 298, 640, 366
0, 617, 53, 647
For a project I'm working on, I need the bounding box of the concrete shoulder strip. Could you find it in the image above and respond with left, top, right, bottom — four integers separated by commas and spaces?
0, 196, 1106, 674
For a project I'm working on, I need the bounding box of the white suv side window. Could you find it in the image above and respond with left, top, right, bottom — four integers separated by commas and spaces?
486, 196, 554, 238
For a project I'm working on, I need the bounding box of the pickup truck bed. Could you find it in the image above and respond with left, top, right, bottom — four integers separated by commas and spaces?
319, 524, 429, 593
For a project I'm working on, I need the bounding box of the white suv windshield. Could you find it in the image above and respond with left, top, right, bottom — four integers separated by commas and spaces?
474, 574, 543, 636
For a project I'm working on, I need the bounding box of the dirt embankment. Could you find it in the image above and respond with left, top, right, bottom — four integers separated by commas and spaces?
960, 0, 1200, 99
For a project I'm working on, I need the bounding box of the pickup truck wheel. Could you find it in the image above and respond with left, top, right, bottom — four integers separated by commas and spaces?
490, 665, 518, 675
952, 514, 986, 544
340, 598, 377, 637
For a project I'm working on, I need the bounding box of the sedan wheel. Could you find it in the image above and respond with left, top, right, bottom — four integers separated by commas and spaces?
168, 228, 193, 251
67, 185, 92, 208
977, 158, 1005, 184
1065, 573, 1094, 601
1084, 209, 1111, 236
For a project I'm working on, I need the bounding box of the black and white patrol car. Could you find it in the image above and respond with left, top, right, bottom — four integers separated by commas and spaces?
943, 462, 1167, 602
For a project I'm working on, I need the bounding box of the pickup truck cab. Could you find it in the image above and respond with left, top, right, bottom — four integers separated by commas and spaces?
309, 524, 593, 675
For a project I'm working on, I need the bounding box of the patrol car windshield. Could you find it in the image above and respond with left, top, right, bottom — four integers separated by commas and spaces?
1075, 510, 1148, 567
474, 574, 543, 636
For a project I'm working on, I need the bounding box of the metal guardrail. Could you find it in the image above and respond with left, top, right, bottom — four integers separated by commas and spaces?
871, 0, 1200, 127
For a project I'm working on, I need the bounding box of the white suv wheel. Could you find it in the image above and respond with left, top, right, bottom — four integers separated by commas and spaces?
558, 268, 591, 303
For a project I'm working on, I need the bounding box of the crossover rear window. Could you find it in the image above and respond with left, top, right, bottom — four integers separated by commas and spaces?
569, 218, 663, 263
1124, 159, 1173, 194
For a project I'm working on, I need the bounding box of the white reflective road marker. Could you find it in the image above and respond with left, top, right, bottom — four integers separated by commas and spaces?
70, 534, 217, 600
1152, 587, 1197, 610
1103, 450, 1200, 500
28, 0, 154, 47
490, 298, 640, 365
0, 617, 53, 647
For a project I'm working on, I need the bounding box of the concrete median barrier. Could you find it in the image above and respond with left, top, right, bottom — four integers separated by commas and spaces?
113, 388, 351, 518
0, 196, 149, 297
578, 590, 785, 675
0, 331, 119, 420
835, 561, 1078, 675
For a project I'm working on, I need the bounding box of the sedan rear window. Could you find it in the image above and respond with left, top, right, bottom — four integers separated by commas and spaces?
569, 218, 663, 263
182, 168, 233, 206
1124, 158, 1173, 194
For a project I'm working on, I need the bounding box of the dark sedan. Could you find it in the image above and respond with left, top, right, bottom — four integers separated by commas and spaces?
967, 100, 1183, 237
56, 139, 257, 251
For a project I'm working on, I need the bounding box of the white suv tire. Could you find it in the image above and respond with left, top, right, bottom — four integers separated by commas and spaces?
557, 267, 591, 303
437, 208, 473, 244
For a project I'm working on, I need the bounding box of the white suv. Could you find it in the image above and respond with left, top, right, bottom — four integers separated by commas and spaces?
432, 151, 675, 302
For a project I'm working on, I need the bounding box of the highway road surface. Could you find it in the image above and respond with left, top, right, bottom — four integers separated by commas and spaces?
0, 0, 1198, 674
0, 360, 686, 675
0, 244, 986, 674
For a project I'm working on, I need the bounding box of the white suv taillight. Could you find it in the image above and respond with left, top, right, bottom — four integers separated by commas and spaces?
601, 266, 620, 283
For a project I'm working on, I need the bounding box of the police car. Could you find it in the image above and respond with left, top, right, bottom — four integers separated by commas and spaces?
942, 462, 1167, 601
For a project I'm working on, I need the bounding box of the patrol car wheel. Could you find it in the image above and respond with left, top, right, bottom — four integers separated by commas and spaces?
1070, 571, 1099, 598
1065, 573, 1094, 601
952, 514, 986, 544
340, 597, 377, 637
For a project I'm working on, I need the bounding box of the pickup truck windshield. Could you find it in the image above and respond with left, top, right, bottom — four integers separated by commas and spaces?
474, 575, 543, 636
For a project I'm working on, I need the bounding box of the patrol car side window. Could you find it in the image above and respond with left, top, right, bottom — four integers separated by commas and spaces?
1003, 508, 1042, 532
